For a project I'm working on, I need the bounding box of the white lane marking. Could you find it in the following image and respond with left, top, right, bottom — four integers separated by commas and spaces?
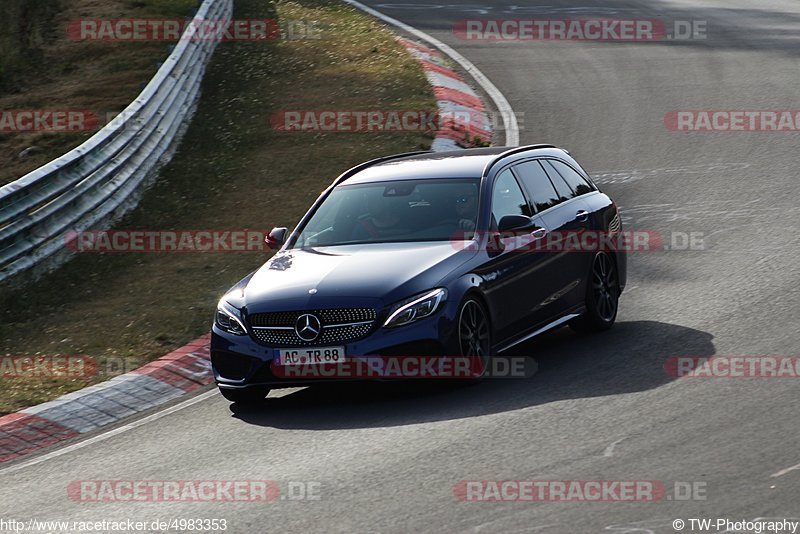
0, 389, 218, 475
602, 520, 676, 533
468, 509, 558, 532
340, 0, 520, 146
603, 437, 627, 457
474, 524, 558, 533
770, 462, 800, 478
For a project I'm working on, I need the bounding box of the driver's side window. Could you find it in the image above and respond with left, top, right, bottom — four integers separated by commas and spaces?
491, 169, 530, 228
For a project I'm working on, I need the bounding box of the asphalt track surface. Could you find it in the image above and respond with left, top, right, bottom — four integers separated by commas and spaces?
2, 1, 800, 532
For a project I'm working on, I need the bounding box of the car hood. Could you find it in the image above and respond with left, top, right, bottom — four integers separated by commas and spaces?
238, 242, 474, 313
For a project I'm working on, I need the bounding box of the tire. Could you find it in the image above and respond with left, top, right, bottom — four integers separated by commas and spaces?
570, 251, 619, 333
458, 297, 492, 378
218, 386, 270, 404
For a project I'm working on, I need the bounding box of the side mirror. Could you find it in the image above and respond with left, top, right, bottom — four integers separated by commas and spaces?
498, 214, 535, 233
265, 227, 288, 250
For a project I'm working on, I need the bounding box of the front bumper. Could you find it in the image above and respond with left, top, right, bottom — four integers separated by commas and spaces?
211, 311, 459, 389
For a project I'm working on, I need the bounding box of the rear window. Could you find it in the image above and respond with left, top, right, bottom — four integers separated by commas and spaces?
512, 161, 561, 212
546, 160, 595, 197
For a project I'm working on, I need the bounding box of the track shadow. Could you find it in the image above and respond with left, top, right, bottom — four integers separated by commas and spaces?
230, 320, 714, 429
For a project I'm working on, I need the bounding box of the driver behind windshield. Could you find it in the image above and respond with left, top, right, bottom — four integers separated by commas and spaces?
351, 190, 408, 240
454, 184, 478, 231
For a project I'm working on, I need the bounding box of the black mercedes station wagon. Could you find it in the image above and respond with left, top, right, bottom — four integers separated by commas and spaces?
212, 145, 626, 402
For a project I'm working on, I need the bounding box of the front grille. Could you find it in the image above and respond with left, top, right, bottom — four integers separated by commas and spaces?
247, 308, 377, 347
249, 308, 376, 326
251, 323, 374, 346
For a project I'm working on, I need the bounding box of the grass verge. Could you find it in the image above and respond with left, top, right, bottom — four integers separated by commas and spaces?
0, 0, 199, 185
0, 0, 435, 414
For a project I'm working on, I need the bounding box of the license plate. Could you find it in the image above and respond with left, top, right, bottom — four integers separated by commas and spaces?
278, 347, 346, 365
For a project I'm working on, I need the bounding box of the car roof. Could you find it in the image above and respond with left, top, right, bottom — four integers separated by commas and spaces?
340, 146, 565, 185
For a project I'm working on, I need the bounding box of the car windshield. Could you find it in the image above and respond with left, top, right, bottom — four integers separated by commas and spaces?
292, 178, 481, 248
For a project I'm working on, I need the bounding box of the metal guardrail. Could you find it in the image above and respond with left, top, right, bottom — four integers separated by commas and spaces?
0, 0, 233, 286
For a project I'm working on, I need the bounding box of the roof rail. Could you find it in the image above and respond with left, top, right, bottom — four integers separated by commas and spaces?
333, 150, 432, 186
482, 144, 559, 176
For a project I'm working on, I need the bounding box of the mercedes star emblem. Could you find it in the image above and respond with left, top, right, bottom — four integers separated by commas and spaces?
295, 313, 322, 341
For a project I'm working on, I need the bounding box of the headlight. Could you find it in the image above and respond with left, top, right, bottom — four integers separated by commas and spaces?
215, 300, 247, 336
384, 288, 447, 328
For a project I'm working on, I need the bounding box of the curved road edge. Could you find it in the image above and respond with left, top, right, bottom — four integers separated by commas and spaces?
0, 334, 213, 465
341, 0, 520, 147
398, 38, 492, 150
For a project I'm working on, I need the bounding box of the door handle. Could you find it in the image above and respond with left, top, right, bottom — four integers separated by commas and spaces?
575, 210, 589, 222
530, 228, 548, 240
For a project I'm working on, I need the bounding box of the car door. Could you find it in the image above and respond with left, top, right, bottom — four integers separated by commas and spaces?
472, 167, 554, 345
544, 159, 610, 304
514, 159, 591, 315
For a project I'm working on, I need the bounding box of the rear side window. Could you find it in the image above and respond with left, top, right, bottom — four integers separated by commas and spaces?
546, 160, 595, 197
512, 161, 560, 212
491, 169, 531, 226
